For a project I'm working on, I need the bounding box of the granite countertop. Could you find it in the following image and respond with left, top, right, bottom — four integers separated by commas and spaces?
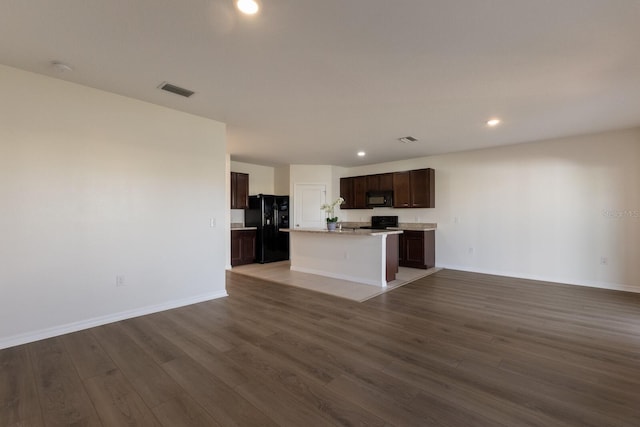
339, 222, 437, 232
281, 228, 403, 236
230, 223, 257, 231
392, 223, 437, 231
231, 222, 436, 232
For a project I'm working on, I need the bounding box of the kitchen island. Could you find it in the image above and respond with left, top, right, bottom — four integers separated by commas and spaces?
281, 228, 402, 287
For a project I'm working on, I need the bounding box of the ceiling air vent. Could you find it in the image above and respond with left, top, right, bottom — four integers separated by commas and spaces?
398, 136, 418, 143
158, 82, 195, 98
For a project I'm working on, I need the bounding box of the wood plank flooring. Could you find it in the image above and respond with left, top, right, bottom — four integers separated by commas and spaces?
2, 269, 640, 426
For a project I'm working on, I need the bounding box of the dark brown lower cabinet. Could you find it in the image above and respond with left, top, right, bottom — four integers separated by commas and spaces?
399, 230, 435, 269
231, 230, 256, 266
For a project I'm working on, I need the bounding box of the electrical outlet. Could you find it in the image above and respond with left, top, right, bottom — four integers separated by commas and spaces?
116, 275, 125, 287
468, 247, 475, 255
454, 216, 459, 224
600, 256, 609, 265
210, 218, 216, 228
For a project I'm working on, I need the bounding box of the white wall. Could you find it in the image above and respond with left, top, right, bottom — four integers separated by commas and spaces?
0, 65, 228, 349
274, 165, 290, 195
289, 165, 336, 197
340, 128, 640, 292
230, 160, 274, 195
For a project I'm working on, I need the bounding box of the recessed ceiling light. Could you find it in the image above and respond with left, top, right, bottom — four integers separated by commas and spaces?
236, 0, 259, 14
357, 151, 366, 157
487, 119, 501, 127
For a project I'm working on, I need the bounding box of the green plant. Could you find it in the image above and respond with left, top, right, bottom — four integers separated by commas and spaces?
321, 197, 345, 223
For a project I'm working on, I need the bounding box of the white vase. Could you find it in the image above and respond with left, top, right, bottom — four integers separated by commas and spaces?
327, 222, 337, 231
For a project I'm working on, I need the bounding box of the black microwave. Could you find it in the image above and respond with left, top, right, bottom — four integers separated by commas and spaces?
366, 191, 393, 208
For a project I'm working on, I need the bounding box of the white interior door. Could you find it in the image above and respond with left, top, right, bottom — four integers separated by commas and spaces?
293, 184, 326, 228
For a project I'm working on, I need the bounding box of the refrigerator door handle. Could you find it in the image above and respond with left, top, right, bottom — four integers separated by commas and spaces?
274, 209, 279, 227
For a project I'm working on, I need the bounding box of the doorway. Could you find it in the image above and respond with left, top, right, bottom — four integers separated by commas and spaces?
293, 183, 326, 229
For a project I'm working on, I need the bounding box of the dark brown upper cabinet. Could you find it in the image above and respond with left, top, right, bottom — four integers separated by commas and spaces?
340, 177, 354, 209
392, 171, 411, 208
352, 176, 369, 209
341, 169, 433, 210
366, 173, 394, 192
340, 175, 369, 209
393, 168, 435, 208
230, 172, 249, 209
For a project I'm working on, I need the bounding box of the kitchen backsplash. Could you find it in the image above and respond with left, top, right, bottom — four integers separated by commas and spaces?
339, 208, 436, 224
341, 221, 437, 230
230, 209, 245, 225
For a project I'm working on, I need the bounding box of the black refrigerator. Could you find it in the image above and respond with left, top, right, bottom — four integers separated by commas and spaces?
244, 194, 290, 263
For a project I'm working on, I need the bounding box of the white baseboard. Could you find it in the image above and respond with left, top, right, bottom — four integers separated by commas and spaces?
438, 264, 640, 294
0, 290, 228, 351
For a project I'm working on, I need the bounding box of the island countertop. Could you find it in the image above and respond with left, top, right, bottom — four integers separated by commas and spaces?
339, 222, 437, 232
388, 226, 436, 232
281, 228, 403, 236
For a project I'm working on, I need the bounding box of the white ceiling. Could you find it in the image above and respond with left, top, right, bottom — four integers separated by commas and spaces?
1, 1, 640, 167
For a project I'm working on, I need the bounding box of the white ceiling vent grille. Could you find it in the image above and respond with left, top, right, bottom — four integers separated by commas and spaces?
158, 82, 195, 98
398, 136, 418, 143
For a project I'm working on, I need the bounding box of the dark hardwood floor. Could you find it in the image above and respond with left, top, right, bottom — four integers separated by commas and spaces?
2, 269, 640, 426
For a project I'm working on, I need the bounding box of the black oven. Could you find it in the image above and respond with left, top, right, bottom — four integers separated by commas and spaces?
360, 215, 399, 229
